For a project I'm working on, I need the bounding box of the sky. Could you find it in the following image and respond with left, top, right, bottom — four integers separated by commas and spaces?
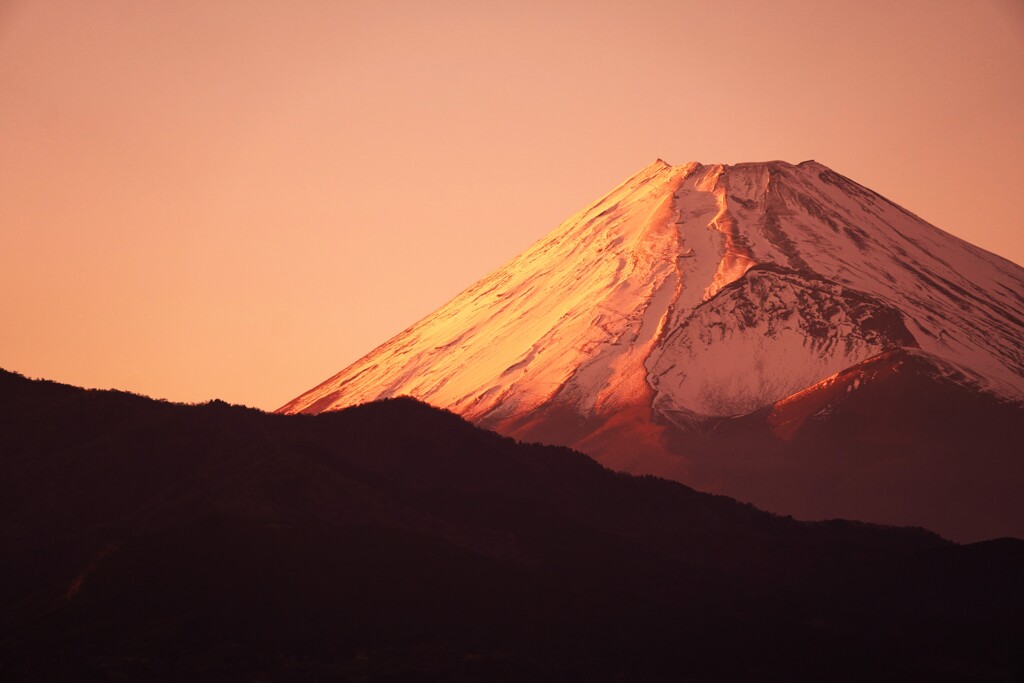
1, 0, 1022, 410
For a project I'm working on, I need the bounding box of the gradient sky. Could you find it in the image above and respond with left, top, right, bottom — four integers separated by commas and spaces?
2, 0, 1022, 410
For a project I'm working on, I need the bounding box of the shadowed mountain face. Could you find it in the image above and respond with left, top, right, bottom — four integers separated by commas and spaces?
2, 369, 1023, 681
279, 160, 1024, 543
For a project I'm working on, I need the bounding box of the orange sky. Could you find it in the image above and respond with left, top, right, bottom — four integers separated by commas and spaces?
2, 0, 1023, 410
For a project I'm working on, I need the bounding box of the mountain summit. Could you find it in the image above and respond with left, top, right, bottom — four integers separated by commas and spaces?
281, 160, 1024, 541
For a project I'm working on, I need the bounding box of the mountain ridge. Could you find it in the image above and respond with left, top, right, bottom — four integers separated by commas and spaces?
3, 367, 1024, 680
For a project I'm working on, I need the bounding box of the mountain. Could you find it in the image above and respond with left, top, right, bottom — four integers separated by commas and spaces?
280, 159, 1024, 542
2, 368, 1023, 681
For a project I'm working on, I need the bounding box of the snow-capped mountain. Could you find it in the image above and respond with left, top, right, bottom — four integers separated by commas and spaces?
280, 160, 1024, 541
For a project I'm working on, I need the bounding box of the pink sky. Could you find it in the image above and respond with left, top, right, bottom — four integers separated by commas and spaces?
1, 0, 1022, 410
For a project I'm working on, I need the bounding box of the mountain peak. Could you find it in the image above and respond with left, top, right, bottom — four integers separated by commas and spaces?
282, 157, 1024, 417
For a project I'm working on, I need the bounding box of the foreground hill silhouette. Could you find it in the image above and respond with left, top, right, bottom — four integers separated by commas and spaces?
2, 369, 1023, 681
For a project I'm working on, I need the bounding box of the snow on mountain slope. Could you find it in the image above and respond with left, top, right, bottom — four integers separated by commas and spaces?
280, 159, 1024, 423
648, 265, 919, 419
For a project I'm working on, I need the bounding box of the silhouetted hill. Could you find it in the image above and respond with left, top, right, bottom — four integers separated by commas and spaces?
2, 368, 1022, 681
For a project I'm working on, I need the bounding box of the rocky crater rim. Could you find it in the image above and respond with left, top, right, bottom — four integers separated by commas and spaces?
650, 158, 822, 171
